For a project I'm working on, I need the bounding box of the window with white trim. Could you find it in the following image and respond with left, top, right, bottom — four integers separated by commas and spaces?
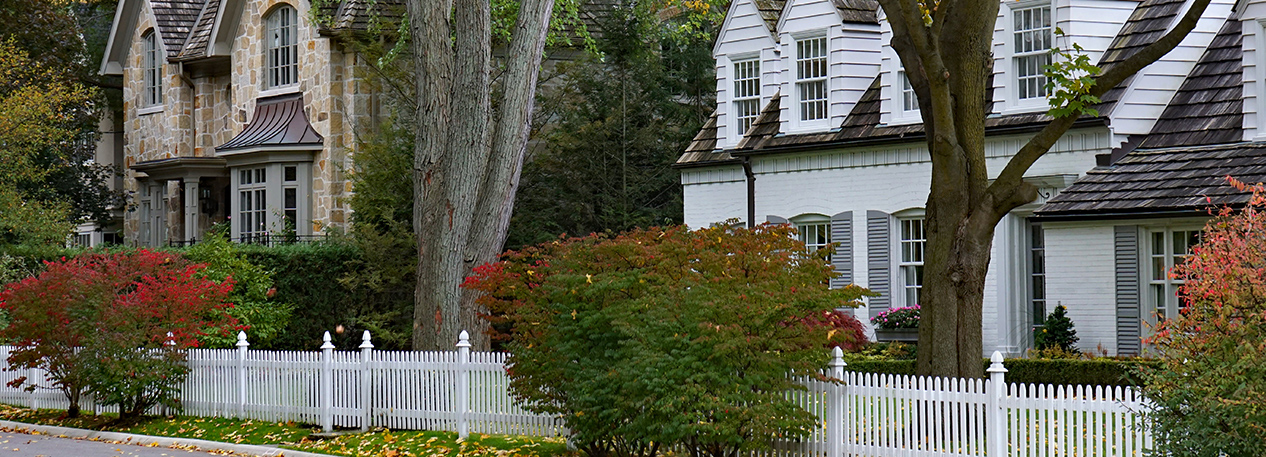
1148, 229, 1200, 320
265, 5, 299, 89
796, 36, 828, 122
142, 30, 163, 107
282, 165, 299, 238
1028, 221, 1047, 332
732, 58, 761, 136
901, 72, 917, 112
793, 215, 831, 262
899, 217, 925, 306
239, 168, 268, 242
1013, 4, 1052, 101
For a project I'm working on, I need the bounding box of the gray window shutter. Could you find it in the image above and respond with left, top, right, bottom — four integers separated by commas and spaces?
830, 211, 853, 289
867, 211, 891, 317
1115, 225, 1141, 356
766, 215, 789, 225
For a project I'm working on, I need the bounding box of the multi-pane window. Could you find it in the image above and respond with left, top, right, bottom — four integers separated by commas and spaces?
732, 59, 761, 136
1149, 230, 1200, 320
797, 221, 831, 262
239, 168, 268, 242
1029, 222, 1047, 331
142, 31, 163, 107
900, 218, 926, 306
265, 5, 299, 89
796, 37, 828, 122
1014, 4, 1052, 100
283, 165, 299, 237
900, 72, 917, 112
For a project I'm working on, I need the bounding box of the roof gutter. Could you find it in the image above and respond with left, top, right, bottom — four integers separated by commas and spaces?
1031, 208, 1212, 222
729, 117, 1109, 158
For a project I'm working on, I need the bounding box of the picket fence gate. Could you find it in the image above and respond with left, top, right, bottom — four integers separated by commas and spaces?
0, 332, 1152, 457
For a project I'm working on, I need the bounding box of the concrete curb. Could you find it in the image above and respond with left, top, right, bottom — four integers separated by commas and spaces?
0, 420, 339, 457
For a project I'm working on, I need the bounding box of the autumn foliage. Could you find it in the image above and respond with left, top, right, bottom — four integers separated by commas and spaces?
464, 223, 869, 457
0, 250, 238, 418
1143, 177, 1266, 456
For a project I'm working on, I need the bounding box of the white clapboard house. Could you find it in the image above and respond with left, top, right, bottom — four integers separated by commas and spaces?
675, 0, 1266, 355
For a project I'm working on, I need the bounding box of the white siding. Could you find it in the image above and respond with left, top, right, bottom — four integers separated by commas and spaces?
681, 166, 748, 229
1043, 223, 1118, 354
776, 0, 881, 134
1108, 0, 1236, 136
681, 128, 1111, 354
714, 0, 778, 148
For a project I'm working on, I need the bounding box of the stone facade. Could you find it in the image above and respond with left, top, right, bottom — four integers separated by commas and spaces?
110, 0, 379, 245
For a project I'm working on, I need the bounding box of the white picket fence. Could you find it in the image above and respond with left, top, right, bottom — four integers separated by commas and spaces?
0, 332, 1152, 456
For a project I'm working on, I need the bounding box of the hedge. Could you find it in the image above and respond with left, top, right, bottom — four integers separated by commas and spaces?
842, 358, 1159, 387
1, 240, 415, 352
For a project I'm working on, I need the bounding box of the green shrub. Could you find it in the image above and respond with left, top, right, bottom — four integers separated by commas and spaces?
184, 233, 294, 348
466, 224, 869, 457
1034, 305, 1079, 352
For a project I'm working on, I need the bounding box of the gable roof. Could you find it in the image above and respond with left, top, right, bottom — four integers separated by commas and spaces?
1036, 15, 1248, 220
754, 0, 788, 30
677, 0, 1192, 165
831, 0, 877, 24
151, 0, 207, 58
176, 0, 218, 60
675, 111, 734, 167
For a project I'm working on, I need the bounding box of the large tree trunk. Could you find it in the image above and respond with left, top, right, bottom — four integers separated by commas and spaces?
408, 0, 555, 351
875, 0, 1215, 377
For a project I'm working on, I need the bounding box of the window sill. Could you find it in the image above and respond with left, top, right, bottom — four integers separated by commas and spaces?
137, 105, 164, 116
260, 85, 302, 98
998, 102, 1050, 117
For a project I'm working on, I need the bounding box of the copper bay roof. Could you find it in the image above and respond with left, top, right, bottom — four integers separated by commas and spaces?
216, 93, 323, 153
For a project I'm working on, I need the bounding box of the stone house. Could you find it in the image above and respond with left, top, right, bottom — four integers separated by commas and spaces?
678, 0, 1264, 355
99, 0, 390, 246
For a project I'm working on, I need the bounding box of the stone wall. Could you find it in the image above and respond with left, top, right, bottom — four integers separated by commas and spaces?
122, 0, 379, 244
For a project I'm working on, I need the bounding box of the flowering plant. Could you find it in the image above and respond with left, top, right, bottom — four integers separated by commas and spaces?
870, 305, 920, 329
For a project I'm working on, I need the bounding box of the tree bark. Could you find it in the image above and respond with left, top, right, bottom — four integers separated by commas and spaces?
409, 0, 555, 351
874, 0, 1214, 377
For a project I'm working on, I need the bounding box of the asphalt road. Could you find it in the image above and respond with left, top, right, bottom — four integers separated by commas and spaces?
0, 430, 226, 456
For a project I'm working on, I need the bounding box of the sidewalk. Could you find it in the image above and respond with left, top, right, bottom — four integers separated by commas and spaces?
0, 420, 339, 457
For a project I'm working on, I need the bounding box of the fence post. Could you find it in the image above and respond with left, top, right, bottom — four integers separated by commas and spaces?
359, 330, 374, 432
27, 367, 39, 411
321, 331, 335, 433
236, 331, 249, 418
987, 351, 1008, 457
827, 346, 847, 457
456, 330, 471, 439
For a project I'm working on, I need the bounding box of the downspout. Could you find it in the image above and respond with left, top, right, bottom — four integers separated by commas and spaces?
742, 156, 755, 228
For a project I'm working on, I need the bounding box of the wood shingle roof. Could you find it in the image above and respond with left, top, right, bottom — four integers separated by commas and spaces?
1036, 15, 1250, 219
1095, 0, 1185, 115
150, 0, 207, 58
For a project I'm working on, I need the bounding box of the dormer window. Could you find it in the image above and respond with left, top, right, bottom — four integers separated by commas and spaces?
733, 58, 761, 136
142, 30, 163, 107
265, 5, 299, 89
1013, 4, 1052, 101
795, 36, 828, 122
901, 73, 916, 112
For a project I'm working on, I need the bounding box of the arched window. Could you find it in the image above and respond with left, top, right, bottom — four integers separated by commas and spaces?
791, 213, 831, 262
142, 30, 163, 106
265, 5, 299, 89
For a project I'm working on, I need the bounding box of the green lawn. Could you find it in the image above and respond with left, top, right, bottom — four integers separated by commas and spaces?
0, 404, 572, 457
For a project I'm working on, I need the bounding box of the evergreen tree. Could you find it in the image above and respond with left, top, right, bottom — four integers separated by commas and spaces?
506, 6, 716, 248
1035, 305, 1079, 352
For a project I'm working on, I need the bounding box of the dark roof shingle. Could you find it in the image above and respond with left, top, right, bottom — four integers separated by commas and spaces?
1035, 143, 1266, 218
176, 0, 218, 60
150, 0, 206, 58
675, 111, 736, 167
1137, 17, 1242, 149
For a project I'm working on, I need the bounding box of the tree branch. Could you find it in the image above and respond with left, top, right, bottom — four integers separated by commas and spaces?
986, 0, 1214, 217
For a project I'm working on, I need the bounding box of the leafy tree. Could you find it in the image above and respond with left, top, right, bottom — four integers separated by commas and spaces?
465, 223, 869, 457
507, 7, 715, 248
1033, 304, 1078, 353
0, 251, 237, 418
1142, 178, 1266, 457
881, 0, 1214, 376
